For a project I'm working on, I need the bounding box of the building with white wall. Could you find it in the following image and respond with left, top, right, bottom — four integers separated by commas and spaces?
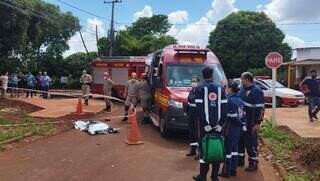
283, 47, 320, 88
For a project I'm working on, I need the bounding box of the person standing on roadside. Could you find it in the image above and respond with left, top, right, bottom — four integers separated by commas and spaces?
40, 72, 51, 99
186, 76, 200, 157
9, 73, 19, 98
219, 81, 247, 178
300, 70, 320, 122
122, 72, 139, 122
26, 72, 36, 98
238, 72, 264, 172
138, 73, 151, 124
80, 70, 92, 106
0, 72, 9, 98
193, 67, 228, 181
103, 72, 115, 112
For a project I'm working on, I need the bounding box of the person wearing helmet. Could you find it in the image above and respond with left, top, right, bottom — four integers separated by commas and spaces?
122, 72, 139, 122
138, 73, 151, 124
80, 70, 92, 106
103, 72, 115, 112
219, 81, 247, 178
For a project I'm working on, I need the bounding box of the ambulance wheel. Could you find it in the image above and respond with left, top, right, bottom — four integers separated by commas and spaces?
159, 115, 171, 138
276, 97, 282, 107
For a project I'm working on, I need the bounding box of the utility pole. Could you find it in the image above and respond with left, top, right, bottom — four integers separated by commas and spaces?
104, 0, 122, 56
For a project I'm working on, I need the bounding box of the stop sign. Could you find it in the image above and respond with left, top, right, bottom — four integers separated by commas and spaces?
265, 52, 283, 69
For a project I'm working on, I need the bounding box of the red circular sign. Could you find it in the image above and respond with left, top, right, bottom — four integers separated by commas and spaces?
208, 92, 217, 101
265, 52, 283, 69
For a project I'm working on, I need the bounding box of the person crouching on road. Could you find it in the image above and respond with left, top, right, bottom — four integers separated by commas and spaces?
186, 76, 200, 157
138, 73, 151, 124
122, 72, 139, 122
80, 70, 93, 106
193, 67, 228, 181
238, 72, 264, 172
219, 81, 247, 178
103, 72, 115, 112
300, 70, 320, 122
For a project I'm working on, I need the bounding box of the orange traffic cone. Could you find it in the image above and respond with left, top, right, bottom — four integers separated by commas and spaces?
124, 107, 143, 145
75, 97, 83, 114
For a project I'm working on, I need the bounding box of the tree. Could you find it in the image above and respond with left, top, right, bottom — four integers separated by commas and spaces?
64, 52, 98, 79
98, 15, 177, 56
207, 11, 292, 78
127, 15, 171, 38
0, 0, 78, 74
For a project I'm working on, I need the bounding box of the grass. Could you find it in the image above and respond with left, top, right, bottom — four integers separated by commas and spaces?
260, 119, 319, 181
0, 117, 56, 147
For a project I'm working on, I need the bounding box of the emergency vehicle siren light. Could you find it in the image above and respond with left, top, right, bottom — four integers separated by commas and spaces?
173, 45, 209, 55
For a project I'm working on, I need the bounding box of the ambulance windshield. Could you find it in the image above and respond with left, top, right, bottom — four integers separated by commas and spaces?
166, 63, 226, 87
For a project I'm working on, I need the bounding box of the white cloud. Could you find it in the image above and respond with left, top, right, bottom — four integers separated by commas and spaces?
64, 18, 105, 57
175, 17, 215, 47
173, 0, 237, 47
284, 35, 305, 48
168, 10, 188, 24
264, 0, 320, 22
133, 5, 153, 21
206, 0, 237, 23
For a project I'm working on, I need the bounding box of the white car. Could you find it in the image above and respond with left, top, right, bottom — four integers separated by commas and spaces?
233, 78, 305, 107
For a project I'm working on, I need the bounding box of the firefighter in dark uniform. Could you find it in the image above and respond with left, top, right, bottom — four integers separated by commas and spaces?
193, 67, 228, 181
186, 76, 200, 157
238, 72, 264, 172
220, 81, 247, 178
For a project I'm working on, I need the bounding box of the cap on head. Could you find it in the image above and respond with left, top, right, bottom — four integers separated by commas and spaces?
141, 73, 146, 78
131, 72, 137, 79
104, 72, 109, 76
82, 70, 87, 74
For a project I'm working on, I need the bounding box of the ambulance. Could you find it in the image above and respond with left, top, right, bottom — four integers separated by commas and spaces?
90, 56, 146, 98
145, 45, 227, 137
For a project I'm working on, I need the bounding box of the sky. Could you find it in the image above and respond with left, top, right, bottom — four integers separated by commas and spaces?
44, 0, 320, 56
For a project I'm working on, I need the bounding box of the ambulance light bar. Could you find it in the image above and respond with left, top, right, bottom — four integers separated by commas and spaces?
173, 45, 209, 55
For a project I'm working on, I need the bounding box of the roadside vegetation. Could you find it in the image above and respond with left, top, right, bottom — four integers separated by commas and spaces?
0, 117, 56, 151
260, 119, 320, 181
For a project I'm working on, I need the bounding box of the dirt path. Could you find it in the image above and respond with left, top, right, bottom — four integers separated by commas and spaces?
0, 105, 280, 181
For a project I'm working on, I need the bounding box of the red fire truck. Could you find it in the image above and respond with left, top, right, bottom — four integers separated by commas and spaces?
91, 56, 146, 98
145, 45, 228, 137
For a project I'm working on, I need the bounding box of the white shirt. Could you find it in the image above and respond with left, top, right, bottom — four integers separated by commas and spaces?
0, 75, 9, 90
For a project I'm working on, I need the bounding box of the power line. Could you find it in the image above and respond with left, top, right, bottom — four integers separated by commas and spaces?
0, 0, 105, 37
55, 0, 111, 22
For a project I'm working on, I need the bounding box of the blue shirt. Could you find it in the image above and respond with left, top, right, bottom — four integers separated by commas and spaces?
239, 84, 265, 126
10, 76, 19, 86
27, 75, 36, 87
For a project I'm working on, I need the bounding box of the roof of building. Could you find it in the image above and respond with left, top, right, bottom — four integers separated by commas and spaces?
282, 59, 320, 66
295, 47, 320, 50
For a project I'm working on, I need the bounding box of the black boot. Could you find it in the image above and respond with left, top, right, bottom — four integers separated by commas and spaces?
219, 159, 231, 178
193, 163, 209, 181
84, 99, 88, 106
211, 163, 220, 181
245, 159, 258, 172
238, 157, 245, 167
230, 170, 237, 177
122, 106, 129, 122
186, 146, 197, 156
106, 105, 111, 112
